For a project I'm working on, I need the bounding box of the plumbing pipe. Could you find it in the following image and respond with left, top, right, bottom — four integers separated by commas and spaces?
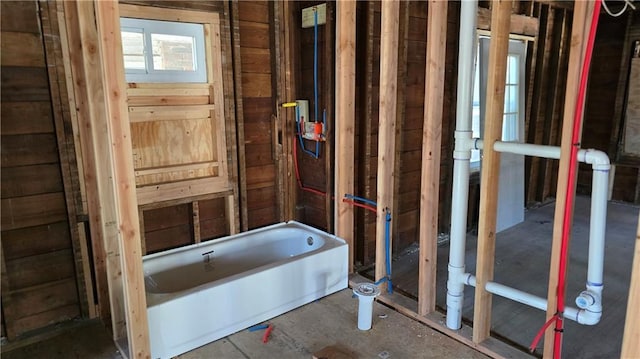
344, 194, 378, 207
464, 274, 601, 325
446, 0, 478, 331
465, 140, 611, 325
353, 283, 381, 330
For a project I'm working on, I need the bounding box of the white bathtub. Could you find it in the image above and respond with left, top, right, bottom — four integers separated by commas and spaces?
142, 221, 348, 359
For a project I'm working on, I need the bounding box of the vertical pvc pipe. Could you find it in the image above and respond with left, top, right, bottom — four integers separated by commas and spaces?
587, 168, 608, 285
446, 0, 478, 330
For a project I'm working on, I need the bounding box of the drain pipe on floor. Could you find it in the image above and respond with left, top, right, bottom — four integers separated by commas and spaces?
446, 0, 478, 331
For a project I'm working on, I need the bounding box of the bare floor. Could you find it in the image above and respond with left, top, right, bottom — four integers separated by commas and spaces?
2, 289, 487, 359
378, 196, 639, 358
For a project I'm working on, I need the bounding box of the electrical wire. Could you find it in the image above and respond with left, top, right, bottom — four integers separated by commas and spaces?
552, 1, 602, 357
601, 0, 630, 17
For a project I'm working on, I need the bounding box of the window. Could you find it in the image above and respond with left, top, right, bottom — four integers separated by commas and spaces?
120, 18, 207, 83
471, 38, 526, 167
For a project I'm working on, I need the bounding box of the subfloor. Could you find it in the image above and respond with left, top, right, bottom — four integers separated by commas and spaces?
374, 196, 639, 358
2, 289, 488, 359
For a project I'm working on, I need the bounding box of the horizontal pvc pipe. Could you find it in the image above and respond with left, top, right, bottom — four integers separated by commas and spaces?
465, 275, 600, 324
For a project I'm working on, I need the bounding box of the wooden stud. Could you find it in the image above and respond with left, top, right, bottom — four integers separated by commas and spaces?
77, 222, 97, 318
621, 213, 640, 358
227, 195, 238, 235
94, 2, 150, 357
476, 7, 539, 37
334, 0, 356, 272
229, 0, 249, 232
418, 0, 448, 316
543, 2, 594, 357
138, 209, 146, 255
61, 0, 123, 335
375, 0, 400, 291
472, 0, 511, 344
192, 201, 201, 243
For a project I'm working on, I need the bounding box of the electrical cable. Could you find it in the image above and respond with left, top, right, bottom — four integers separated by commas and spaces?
552, 1, 602, 357
601, 0, 629, 17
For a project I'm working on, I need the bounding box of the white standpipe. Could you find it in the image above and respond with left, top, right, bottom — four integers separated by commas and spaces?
353, 283, 380, 330
446, 0, 478, 331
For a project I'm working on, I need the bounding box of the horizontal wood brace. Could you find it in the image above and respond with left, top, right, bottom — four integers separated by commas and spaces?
134, 161, 219, 176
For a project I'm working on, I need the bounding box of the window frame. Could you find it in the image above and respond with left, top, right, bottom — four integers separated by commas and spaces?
120, 17, 207, 83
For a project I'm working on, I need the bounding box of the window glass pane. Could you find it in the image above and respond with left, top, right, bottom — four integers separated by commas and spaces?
151, 33, 196, 71
502, 113, 519, 141
507, 55, 519, 85
122, 31, 146, 71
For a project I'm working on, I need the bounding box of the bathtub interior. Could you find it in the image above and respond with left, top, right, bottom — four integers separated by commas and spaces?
142, 221, 346, 297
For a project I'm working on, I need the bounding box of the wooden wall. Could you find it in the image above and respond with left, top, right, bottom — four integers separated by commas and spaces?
1, 0, 82, 338
237, 1, 280, 229
354, 2, 460, 265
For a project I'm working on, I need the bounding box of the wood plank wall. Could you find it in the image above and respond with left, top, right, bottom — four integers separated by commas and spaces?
579, 13, 630, 198
1, 0, 81, 338
294, 1, 331, 230
238, 1, 280, 229
356, 2, 460, 265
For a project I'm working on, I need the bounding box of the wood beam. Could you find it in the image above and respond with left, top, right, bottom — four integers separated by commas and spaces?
543, 2, 593, 357
477, 7, 539, 37
61, 0, 124, 336
375, 0, 400, 291
418, 0, 448, 316
472, 0, 511, 344
335, 0, 356, 272
621, 213, 640, 358
94, 1, 150, 357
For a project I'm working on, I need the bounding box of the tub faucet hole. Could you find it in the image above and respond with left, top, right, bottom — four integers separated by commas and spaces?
307, 236, 314, 246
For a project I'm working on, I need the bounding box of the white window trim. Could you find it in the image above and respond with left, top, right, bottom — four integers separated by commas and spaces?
120, 17, 207, 83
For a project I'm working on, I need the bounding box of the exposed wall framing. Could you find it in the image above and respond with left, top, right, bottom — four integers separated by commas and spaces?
472, 0, 511, 343
418, 0, 448, 316
543, 2, 595, 357
335, 0, 356, 272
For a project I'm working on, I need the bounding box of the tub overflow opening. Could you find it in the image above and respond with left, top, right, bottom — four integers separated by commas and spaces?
307, 236, 314, 246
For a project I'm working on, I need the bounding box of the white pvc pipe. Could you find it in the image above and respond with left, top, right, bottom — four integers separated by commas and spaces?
455, 142, 609, 326
446, 0, 478, 331
465, 275, 601, 325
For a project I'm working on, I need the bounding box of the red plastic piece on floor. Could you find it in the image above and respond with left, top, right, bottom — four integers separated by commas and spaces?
262, 324, 273, 344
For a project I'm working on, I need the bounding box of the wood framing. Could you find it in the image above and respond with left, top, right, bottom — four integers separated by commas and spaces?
95, 1, 150, 356
335, 0, 356, 272
621, 213, 640, 357
477, 7, 539, 37
375, 0, 400, 290
61, 0, 125, 337
119, 5, 232, 207
472, 0, 511, 344
418, 0, 448, 316
543, 2, 593, 356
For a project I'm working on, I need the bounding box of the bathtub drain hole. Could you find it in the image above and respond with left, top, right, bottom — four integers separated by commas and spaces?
307, 236, 314, 246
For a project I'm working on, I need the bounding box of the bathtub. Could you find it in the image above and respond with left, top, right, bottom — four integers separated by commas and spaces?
142, 221, 348, 359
